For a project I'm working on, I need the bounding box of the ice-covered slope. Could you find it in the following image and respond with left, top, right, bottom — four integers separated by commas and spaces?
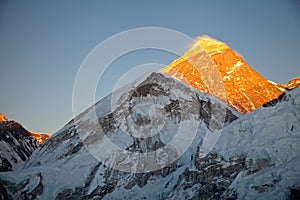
0, 72, 299, 199
0, 72, 239, 199
213, 83, 300, 199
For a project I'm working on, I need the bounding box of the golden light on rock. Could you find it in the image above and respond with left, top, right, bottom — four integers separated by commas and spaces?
161, 36, 300, 114
0, 113, 8, 122
285, 76, 300, 90
0, 112, 50, 144
29, 132, 51, 144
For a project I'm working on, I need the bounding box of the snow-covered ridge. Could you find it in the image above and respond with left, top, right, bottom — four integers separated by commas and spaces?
1, 71, 299, 199
0, 71, 240, 199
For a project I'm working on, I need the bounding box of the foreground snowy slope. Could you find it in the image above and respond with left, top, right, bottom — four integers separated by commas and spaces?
205, 84, 300, 199
0, 72, 299, 199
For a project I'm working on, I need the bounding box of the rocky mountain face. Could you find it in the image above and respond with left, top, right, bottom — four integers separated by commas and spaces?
160, 36, 300, 114
0, 119, 38, 172
0, 114, 50, 172
0, 36, 299, 200
0, 72, 299, 200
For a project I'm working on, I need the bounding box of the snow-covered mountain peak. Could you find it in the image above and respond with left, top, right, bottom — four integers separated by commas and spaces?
160, 36, 299, 114
0, 36, 299, 199
1, 70, 299, 199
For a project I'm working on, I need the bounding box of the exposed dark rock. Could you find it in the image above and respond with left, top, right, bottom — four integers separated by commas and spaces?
251, 178, 279, 193
263, 92, 286, 107
196, 94, 238, 131
0, 173, 43, 200
31, 173, 43, 197
246, 157, 273, 175
290, 186, 300, 200
0, 181, 11, 200
98, 113, 117, 133
0, 157, 12, 172
173, 153, 246, 199
225, 109, 238, 124
58, 141, 84, 159
0, 121, 39, 170
131, 83, 168, 98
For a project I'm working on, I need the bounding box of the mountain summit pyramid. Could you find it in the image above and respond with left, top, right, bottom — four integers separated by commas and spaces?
160, 35, 300, 113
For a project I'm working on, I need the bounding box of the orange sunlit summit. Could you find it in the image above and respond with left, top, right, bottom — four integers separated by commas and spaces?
160, 36, 300, 114
0, 113, 50, 144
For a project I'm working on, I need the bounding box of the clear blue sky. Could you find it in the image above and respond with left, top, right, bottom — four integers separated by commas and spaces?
0, 0, 299, 133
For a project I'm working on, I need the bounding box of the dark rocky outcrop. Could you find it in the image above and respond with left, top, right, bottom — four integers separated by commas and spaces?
0, 121, 39, 171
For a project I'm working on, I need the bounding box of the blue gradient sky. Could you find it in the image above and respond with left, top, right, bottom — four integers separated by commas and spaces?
0, 0, 299, 133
